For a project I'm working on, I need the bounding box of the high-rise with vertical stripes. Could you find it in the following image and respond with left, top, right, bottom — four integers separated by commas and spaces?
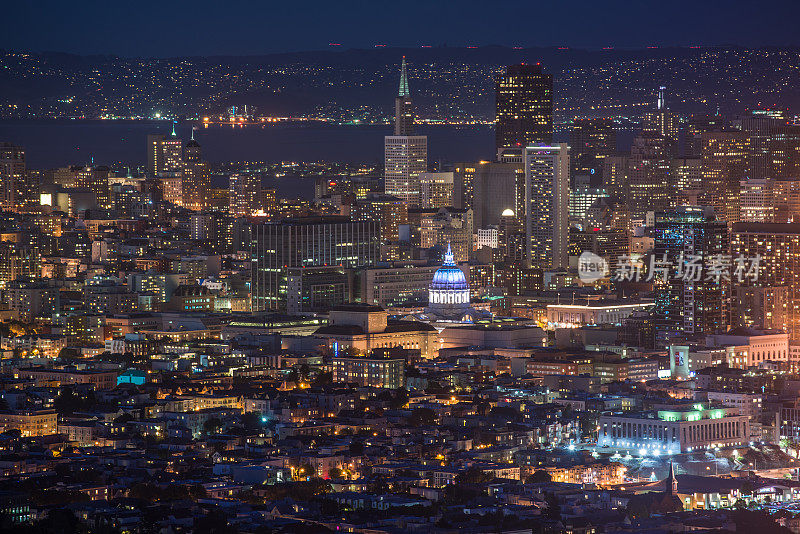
385, 57, 427, 205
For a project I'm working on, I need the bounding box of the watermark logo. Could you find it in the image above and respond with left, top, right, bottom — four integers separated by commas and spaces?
578, 251, 610, 283
613, 253, 761, 283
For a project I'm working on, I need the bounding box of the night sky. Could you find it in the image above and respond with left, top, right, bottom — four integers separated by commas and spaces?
5, 0, 800, 57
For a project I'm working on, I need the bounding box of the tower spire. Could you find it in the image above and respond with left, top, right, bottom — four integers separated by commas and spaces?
443, 242, 455, 266
398, 56, 410, 98
171, 121, 177, 137
665, 462, 678, 496
191, 127, 195, 141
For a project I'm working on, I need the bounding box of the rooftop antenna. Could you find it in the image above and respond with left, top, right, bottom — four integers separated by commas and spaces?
171, 121, 177, 137
191, 127, 195, 141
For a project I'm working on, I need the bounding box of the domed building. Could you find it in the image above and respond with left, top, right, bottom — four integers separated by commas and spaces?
419, 244, 491, 324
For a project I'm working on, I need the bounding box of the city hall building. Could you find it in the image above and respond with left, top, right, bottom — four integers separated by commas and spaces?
598, 406, 751, 455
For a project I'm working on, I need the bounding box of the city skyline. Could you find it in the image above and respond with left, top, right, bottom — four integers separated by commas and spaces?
3, 5, 800, 533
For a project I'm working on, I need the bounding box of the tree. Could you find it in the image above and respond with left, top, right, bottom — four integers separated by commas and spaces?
295, 463, 316, 480
188, 484, 208, 501
203, 417, 222, 435
57, 347, 81, 362
455, 466, 491, 485
298, 364, 311, 379
544, 493, 561, 520
30, 489, 91, 507
240, 411, 262, 431
312, 371, 333, 387
408, 407, 436, 427
54, 387, 93, 415
390, 388, 409, 409
328, 467, 343, 479
194, 508, 228, 534
349, 440, 364, 456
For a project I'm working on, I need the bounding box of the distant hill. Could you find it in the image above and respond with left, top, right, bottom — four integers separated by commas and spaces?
1, 45, 798, 120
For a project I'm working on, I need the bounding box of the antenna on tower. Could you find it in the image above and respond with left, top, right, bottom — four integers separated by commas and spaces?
191, 127, 195, 141
171, 121, 177, 137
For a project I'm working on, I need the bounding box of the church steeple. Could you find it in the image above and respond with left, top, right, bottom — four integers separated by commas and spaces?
665, 462, 678, 496
398, 56, 410, 97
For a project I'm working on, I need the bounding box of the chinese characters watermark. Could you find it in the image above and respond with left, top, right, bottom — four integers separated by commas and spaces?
611, 253, 761, 283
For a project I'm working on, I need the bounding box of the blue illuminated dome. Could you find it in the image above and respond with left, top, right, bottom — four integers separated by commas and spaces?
428, 243, 470, 311
429, 245, 469, 291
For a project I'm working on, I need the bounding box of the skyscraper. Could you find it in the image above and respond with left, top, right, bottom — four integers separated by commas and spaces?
394, 57, 414, 137
627, 135, 673, 221
495, 64, 553, 153
734, 112, 800, 180
570, 118, 617, 185
76, 165, 111, 210
731, 222, 800, 338
183, 132, 210, 211
183, 162, 211, 211
147, 126, 183, 176
229, 173, 261, 217
0, 143, 25, 212
185, 129, 202, 163
700, 131, 751, 223
454, 160, 525, 230
524, 144, 569, 269
418, 172, 454, 209
643, 86, 679, 149
351, 193, 408, 242
250, 217, 379, 311
653, 206, 730, 347
384, 58, 427, 205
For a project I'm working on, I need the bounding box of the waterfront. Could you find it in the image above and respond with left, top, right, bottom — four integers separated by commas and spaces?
0, 120, 497, 169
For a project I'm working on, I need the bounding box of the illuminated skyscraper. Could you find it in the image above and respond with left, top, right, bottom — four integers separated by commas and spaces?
739, 179, 773, 223
182, 133, 210, 211
569, 176, 609, 229
394, 57, 413, 137
672, 157, 702, 192
773, 179, 800, 223
384, 59, 427, 205
229, 173, 261, 217
495, 64, 553, 153
351, 193, 408, 242
654, 206, 730, 347
0, 143, 25, 211
182, 162, 211, 211
643, 86, 679, 149
147, 126, 183, 176
455, 160, 524, 229
185, 129, 202, 163
570, 118, 617, 184
628, 135, 673, 221
250, 217, 379, 311
700, 131, 751, 223
76, 165, 111, 209
418, 172, 454, 209
731, 223, 800, 338
734, 112, 800, 180
524, 144, 569, 269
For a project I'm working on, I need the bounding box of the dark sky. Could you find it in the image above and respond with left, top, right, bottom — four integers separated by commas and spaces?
5, 0, 800, 57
